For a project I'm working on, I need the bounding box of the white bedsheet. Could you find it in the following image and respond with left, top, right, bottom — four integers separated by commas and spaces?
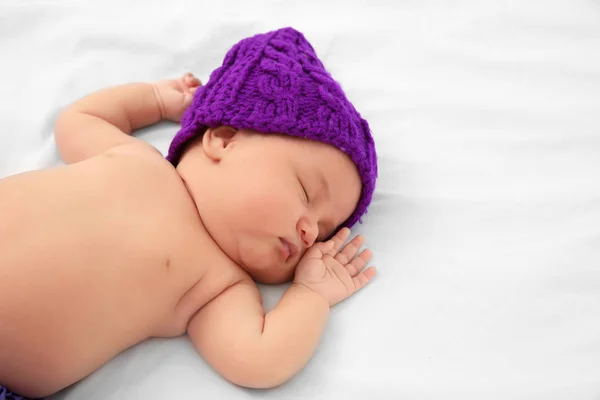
1, 0, 600, 398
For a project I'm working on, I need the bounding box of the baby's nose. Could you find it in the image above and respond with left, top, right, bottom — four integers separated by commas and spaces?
299, 219, 318, 248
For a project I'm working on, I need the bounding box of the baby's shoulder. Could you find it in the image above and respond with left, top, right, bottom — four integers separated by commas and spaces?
96, 141, 180, 184
83, 141, 193, 219
103, 141, 168, 167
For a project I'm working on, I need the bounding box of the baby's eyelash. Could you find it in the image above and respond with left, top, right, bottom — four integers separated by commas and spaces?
299, 180, 309, 203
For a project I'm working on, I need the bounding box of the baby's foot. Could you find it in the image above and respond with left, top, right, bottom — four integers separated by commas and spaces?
153, 72, 203, 122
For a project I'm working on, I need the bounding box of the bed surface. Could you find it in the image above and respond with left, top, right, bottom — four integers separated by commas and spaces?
1, 1, 599, 398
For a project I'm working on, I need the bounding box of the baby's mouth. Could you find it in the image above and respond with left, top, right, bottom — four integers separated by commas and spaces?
279, 238, 298, 262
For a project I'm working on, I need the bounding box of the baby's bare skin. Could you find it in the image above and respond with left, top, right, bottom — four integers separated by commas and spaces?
0, 73, 376, 397
0, 144, 244, 395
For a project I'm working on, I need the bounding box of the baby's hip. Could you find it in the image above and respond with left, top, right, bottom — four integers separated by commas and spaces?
0, 384, 36, 400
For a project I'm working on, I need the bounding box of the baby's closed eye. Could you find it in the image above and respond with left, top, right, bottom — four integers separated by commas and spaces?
298, 178, 309, 203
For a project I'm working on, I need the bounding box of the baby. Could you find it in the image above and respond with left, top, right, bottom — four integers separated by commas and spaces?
0, 27, 378, 398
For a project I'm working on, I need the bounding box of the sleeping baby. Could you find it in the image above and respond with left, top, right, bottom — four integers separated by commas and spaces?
0, 27, 378, 399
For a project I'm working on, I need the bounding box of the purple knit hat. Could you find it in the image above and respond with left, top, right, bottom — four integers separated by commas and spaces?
166, 27, 377, 228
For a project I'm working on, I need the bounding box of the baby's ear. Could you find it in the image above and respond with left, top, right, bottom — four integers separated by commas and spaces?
202, 125, 238, 161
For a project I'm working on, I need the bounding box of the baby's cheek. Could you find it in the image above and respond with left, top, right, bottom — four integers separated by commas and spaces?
247, 189, 297, 221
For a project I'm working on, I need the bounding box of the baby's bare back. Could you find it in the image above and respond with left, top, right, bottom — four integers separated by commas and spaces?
0, 145, 239, 396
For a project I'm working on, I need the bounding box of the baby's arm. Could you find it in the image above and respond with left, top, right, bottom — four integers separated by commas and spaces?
187, 228, 376, 388
188, 278, 329, 388
54, 73, 200, 164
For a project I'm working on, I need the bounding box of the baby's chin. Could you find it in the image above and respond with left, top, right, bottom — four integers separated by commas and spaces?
238, 254, 296, 284
230, 241, 293, 284
242, 264, 295, 284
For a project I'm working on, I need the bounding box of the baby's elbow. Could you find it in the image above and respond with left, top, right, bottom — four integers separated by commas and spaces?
226, 373, 289, 390
225, 373, 284, 390
53, 110, 78, 162
216, 356, 294, 389
53, 110, 69, 142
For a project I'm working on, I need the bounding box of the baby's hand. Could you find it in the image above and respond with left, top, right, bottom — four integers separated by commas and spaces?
152, 72, 202, 122
293, 228, 376, 307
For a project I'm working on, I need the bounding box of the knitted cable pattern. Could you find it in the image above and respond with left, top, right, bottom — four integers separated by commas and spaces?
167, 27, 377, 228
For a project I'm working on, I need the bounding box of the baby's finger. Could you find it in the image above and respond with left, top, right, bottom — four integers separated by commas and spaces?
189, 77, 202, 87
345, 248, 372, 277
307, 240, 334, 260
334, 234, 364, 265
352, 266, 376, 292
326, 227, 350, 256
183, 91, 195, 107
183, 73, 201, 87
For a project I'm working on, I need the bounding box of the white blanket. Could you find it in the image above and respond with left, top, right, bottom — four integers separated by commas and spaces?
1, 0, 599, 399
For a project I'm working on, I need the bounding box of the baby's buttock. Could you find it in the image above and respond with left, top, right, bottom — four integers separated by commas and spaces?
0, 153, 209, 396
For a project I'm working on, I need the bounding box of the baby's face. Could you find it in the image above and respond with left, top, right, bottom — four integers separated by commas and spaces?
177, 126, 361, 284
